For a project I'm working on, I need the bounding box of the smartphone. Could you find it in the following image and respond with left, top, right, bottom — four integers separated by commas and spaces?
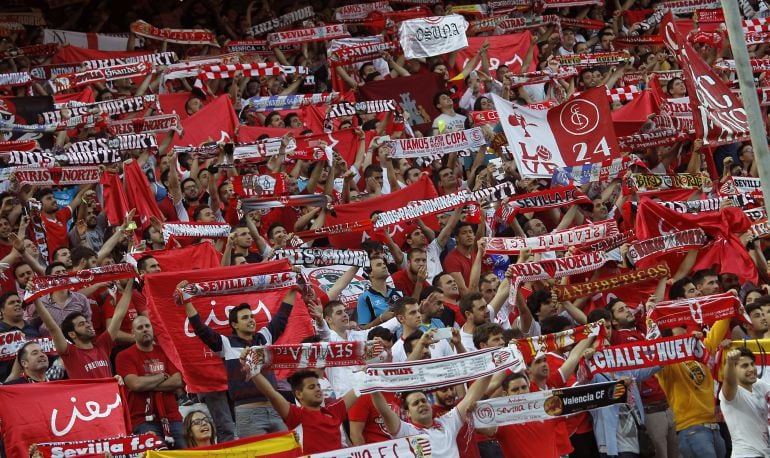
433, 327, 453, 341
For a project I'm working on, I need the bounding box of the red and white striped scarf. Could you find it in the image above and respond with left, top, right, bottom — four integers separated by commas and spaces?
614, 36, 665, 48
0, 10, 46, 26
751, 220, 770, 240
469, 16, 508, 34
107, 114, 181, 136
0, 331, 56, 361
0, 43, 58, 59
745, 208, 767, 221
335, 1, 393, 22
497, 15, 559, 32
80, 51, 177, 70
543, 0, 602, 8
584, 334, 708, 375
329, 40, 401, 66
627, 229, 707, 265
714, 58, 770, 72
508, 68, 578, 88
224, 40, 300, 55
193, 63, 306, 90
486, 220, 619, 254
43, 95, 159, 123
648, 293, 745, 335
574, 230, 636, 255
130, 20, 219, 47
515, 321, 605, 363
559, 17, 607, 30
385, 127, 486, 159
294, 219, 374, 242
232, 173, 286, 197
267, 24, 351, 47
618, 129, 690, 151
654, 0, 720, 14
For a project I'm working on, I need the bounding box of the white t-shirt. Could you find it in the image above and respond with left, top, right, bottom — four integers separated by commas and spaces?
391, 336, 455, 362
425, 238, 444, 284
325, 329, 370, 398
719, 379, 770, 458
432, 112, 466, 133
396, 408, 464, 458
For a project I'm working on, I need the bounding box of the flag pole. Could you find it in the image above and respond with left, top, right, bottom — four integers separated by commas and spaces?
721, 0, 770, 218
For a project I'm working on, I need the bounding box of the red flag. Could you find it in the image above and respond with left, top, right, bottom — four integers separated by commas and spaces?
324, 174, 439, 248
358, 73, 443, 132
123, 160, 162, 231
157, 92, 196, 120
53, 87, 95, 106
135, 243, 222, 272
0, 378, 129, 458
661, 14, 750, 147
634, 197, 757, 284
99, 170, 130, 226
167, 95, 240, 147
142, 261, 314, 393
294, 128, 375, 167
455, 33, 537, 73
611, 90, 662, 137
52, 45, 153, 65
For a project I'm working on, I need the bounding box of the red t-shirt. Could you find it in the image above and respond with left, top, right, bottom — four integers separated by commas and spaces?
103, 292, 147, 335
390, 269, 428, 298
529, 382, 573, 456
348, 393, 400, 444
545, 353, 593, 436
42, 206, 72, 258
496, 421, 559, 458
611, 328, 668, 403
60, 332, 115, 379
285, 399, 348, 454
115, 345, 183, 428
442, 248, 476, 287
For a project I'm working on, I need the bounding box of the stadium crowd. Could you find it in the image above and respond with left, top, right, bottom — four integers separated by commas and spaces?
1, 0, 770, 457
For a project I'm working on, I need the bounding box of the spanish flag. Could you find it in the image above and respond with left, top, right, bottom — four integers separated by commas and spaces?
145, 431, 301, 458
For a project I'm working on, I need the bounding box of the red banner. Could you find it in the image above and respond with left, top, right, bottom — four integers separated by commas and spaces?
0, 378, 129, 458
323, 174, 439, 249
455, 33, 536, 73
132, 242, 222, 272
142, 261, 314, 393
36, 433, 163, 458
649, 292, 746, 331
584, 334, 709, 375
661, 14, 750, 147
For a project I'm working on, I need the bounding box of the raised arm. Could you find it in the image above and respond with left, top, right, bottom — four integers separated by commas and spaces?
106, 281, 134, 342
457, 374, 492, 418
721, 349, 741, 401
372, 391, 402, 435
30, 297, 69, 355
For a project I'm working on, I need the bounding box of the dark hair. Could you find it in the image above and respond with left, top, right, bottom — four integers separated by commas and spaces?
393, 296, 418, 317
264, 111, 282, 127
540, 315, 572, 335
193, 204, 212, 222
401, 390, 426, 411
526, 290, 552, 318
267, 222, 286, 240
746, 301, 765, 317
692, 269, 717, 287
33, 187, 54, 201
501, 372, 529, 393
0, 291, 20, 309
407, 247, 427, 261
228, 303, 251, 331
403, 330, 423, 355
743, 288, 766, 306
453, 221, 473, 238
362, 239, 385, 256
587, 308, 612, 325
358, 62, 375, 79
419, 286, 442, 302
137, 256, 157, 274
71, 246, 97, 267
431, 271, 451, 288
473, 323, 504, 349
288, 369, 319, 394
16, 340, 42, 367
301, 334, 323, 344
666, 77, 683, 94
605, 297, 624, 315
735, 346, 756, 362
669, 277, 694, 300
181, 177, 197, 192
61, 312, 87, 342
323, 300, 346, 319
432, 90, 452, 108
473, 96, 490, 111
182, 410, 216, 448
367, 326, 396, 343
45, 262, 67, 275
364, 164, 383, 178
459, 292, 483, 317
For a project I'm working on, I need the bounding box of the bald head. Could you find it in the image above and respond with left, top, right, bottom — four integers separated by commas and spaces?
132, 315, 154, 349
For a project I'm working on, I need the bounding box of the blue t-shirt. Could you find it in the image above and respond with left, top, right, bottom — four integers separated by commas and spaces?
356, 287, 402, 325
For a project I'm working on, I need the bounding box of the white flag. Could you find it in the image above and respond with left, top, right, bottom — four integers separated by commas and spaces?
398, 15, 469, 59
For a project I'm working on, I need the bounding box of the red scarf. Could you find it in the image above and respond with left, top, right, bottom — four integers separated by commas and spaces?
130, 20, 219, 47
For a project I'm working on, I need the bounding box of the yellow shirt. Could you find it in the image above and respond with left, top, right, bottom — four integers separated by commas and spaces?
655, 318, 730, 431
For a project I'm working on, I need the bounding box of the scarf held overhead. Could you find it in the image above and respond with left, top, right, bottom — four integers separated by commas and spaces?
485, 220, 618, 254
555, 263, 670, 301
584, 334, 708, 375
24, 263, 136, 302
130, 20, 219, 47
241, 341, 385, 374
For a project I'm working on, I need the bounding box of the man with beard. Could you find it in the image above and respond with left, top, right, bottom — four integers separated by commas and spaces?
443, 222, 478, 295
432, 384, 481, 458
29, 280, 132, 379
358, 255, 401, 328
607, 296, 678, 458
391, 248, 429, 299
693, 269, 721, 296
28, 187, 94, 258
744, 301, 768, 339
116, 316, 186, 448
68, 204, 107, 251
247, 368, 360, 454
403, 207, 462, 284
5, 341, 50, 384
719, 348, 770, 457
0, 292, 40, 382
